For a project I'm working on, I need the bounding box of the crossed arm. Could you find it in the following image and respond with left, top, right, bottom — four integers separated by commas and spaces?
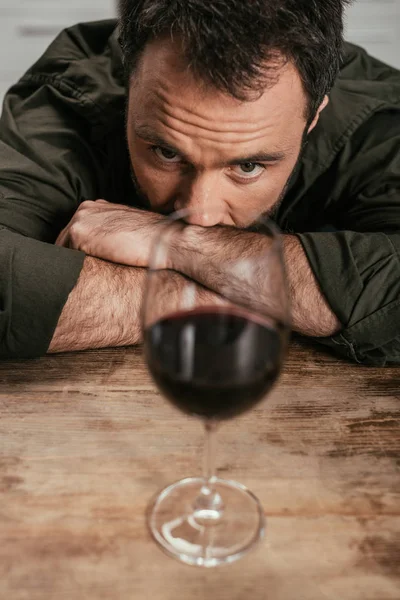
49, 200, 341, 353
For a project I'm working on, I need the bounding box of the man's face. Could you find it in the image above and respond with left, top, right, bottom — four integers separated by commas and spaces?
126, 38, 321, 227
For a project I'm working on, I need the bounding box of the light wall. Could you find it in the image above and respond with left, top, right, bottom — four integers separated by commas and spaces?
346, 0, 400, 68
0, 0, 115, 103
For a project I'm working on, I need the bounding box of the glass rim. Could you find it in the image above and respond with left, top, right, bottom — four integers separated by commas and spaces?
148, 207, 284, 272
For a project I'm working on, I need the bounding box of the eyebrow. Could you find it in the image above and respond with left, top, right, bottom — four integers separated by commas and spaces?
134, 124, 286, 165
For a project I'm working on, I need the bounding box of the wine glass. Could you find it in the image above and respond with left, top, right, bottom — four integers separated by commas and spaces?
142, 208, 291, 567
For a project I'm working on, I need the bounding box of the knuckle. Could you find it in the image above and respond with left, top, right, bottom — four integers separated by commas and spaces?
79, 200, 95, 211
69, 222, 84, 241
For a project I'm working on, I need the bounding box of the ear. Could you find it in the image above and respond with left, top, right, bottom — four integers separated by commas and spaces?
307, 95, 329, 134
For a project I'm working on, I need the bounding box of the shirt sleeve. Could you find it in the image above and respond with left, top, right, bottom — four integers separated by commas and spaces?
296, 110, 400, 366
0, 76, 101, 359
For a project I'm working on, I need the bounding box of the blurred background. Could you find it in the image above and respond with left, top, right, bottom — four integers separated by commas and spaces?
0, 0, 399, 105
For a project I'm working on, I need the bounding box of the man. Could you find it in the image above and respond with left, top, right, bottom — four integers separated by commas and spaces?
0, 0, 399, 365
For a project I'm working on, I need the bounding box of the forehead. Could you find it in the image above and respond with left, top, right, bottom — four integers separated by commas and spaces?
129, 37, 308, 143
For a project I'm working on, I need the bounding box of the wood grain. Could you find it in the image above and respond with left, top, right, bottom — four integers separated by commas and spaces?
0, 340, 399, 599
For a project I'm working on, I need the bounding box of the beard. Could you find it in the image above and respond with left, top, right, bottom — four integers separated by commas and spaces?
129, 165, 151, 210
250, 132, 308, 229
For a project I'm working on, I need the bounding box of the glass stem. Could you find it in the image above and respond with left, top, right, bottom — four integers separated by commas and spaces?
203, 419, 218, 486
193, 420, 224, 521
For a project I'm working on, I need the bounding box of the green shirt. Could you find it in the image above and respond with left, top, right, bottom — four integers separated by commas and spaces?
0, 20, 400, 365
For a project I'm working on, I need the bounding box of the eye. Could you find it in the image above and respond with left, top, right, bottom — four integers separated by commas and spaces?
152, 146, 182, 163
231, 163, 266, 180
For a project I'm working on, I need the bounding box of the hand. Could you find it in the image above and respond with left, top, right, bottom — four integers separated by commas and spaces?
55, 200, 167, 267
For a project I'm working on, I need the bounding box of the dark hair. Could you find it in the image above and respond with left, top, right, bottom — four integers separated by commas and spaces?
118, 0, 352, 120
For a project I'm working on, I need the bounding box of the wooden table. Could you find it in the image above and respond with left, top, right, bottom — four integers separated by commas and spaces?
0, 340, 399, 599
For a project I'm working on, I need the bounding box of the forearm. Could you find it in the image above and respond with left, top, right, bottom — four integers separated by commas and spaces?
283, 235, 341, 337
48, 256, 225, 354
49, 257, 147, 353
171, 226, 341, 338
55, 201, 340, 342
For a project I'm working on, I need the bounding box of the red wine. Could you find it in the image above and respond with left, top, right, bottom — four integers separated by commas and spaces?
145, 307, 284, 420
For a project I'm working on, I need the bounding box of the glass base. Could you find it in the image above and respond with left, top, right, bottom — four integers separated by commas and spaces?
147, 477, 265, 567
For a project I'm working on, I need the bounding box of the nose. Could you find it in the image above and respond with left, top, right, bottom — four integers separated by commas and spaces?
174, 173, 223, 226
